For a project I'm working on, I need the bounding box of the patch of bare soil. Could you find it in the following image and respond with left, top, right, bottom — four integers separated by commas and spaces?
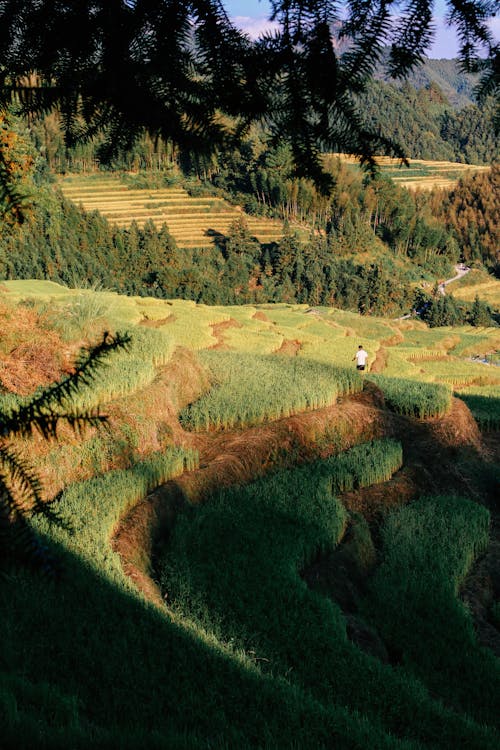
274, 338, 302, 356
139, 314, 176, 327
252, 311, 270, 322
209, 318, 242, 350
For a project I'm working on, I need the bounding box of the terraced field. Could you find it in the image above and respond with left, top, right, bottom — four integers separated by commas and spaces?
329, 154, 490, 191
1, 281, 500, 748
57, 175, 287, 248
3, 279, 500, 401
454, 278, 500, 310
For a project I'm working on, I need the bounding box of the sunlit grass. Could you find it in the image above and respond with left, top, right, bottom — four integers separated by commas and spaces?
179, 351, 362, 430
367, 374, 452, 418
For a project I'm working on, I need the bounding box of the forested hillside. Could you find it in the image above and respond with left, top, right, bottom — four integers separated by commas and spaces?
0, 51, 498, 325
1, 110, 498, 325
435, 167, 500, 269
375, 56, 479, 107
359, 82, 498, 164
24, 57, 498, 174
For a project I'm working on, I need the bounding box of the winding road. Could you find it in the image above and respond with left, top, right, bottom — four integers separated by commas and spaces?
397, 264, 471, 319
437, 263, 471, 295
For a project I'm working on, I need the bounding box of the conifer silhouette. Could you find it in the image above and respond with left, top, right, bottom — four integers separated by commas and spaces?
0, 331, 130, 574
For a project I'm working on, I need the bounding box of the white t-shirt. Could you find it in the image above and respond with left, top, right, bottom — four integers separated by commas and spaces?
355, 349, 368, 366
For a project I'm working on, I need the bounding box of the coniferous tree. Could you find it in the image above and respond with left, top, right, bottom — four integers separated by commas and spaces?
0, 331, 130, 573
0, 0, 497, 214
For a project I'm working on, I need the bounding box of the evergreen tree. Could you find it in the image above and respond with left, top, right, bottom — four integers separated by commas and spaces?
0, 1, 497, 212
1, 332, 129, 572
469, 294, 493, 326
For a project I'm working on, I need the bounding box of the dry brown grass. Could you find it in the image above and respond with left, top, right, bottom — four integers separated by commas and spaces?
274, 338, 302, 355
370, 347, 388, 373
0, 299, 77, 395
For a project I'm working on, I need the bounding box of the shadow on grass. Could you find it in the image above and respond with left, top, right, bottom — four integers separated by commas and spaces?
0, 534, 391, 750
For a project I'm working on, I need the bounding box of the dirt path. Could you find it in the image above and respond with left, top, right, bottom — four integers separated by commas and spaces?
112, 390, 390, 605
438, 263, 471, 295
396, 264, 471, 318
112, 380, 499, 658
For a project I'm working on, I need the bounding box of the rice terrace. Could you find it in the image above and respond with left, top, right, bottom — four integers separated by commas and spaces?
1, 276, 499, 748
1, 0, 500, 748
58, 174, 290, 247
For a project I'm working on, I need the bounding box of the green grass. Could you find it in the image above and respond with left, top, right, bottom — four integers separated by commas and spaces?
179, 351, 363, 430
410, 358, 500, 387
0, 447, 418, 750
367, 374, 452, 418
58, 327, 175, 410
2, 284, 500, 748
3, 280, 499, 421
455, 387, 500, 430
362, 495, 499, 728
159, 446, 496, 749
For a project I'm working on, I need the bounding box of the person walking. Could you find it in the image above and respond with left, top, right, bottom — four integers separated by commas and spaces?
353, 345, 368, 371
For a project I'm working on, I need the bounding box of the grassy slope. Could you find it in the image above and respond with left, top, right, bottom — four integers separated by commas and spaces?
57, 175, 292, 248
0, 281, 499, 748
326, 154, 490, 191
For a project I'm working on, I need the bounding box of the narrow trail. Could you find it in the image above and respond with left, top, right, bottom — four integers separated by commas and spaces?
438, 263, 471, 295
396, 264, 471, 318
112, 388, 390, 605
111, 347, 498, 658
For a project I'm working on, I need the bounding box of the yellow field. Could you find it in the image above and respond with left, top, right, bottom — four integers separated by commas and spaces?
453, 279, 500, 309
58, 175, 289, 248
327, 154, 490, 191
3, 280, 499, 399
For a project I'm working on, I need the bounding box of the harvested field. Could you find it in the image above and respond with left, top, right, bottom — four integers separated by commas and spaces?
58, 175, 288, 247
326, 154, 490, 191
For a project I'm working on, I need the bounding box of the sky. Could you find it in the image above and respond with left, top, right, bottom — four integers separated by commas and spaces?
223, 0, 499, 60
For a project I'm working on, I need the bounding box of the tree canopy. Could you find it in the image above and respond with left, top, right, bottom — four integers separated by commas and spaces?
0, 0, 498, 212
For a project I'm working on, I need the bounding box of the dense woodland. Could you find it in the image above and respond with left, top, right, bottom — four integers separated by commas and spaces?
24, 63, 499, 174
0, 61, 498, 327
0, 7, 499, 745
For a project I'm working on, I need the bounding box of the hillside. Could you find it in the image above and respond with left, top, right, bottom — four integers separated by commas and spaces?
331, 154, 490, 192
357, 80, 498, 164
57, 174, 289, 248
375, 56, 479, 108
1, 281, 499, 748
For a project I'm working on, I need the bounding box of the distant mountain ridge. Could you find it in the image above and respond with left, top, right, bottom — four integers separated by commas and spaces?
358, 56, 497, 164
374, 56, 478, 108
